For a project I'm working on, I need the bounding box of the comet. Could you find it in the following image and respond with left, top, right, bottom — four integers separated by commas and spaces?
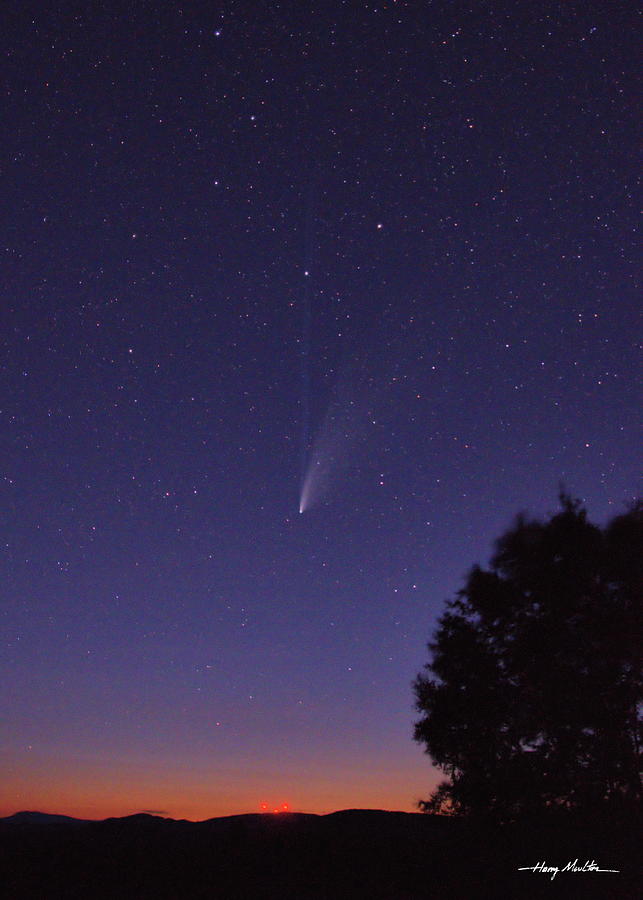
298, 395, 368, 514
298, 313, 398, 515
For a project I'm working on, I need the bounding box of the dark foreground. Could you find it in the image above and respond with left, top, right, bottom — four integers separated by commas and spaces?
1, 808, 639, 899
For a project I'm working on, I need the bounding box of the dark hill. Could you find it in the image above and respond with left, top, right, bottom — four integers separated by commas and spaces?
0, 811, 91, 825
0, 808, 638, 898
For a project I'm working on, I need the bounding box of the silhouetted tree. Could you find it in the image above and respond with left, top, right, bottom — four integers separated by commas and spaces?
413, 494, 642, 821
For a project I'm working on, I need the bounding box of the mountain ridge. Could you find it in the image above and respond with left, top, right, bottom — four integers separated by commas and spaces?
1, 807, 421, 826
1, 806, 636, 898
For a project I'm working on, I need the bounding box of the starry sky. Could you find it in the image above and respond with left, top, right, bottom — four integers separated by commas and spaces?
1, 1, 640, 820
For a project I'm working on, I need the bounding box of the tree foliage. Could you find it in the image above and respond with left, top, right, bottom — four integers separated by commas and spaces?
413, 495, 642, 821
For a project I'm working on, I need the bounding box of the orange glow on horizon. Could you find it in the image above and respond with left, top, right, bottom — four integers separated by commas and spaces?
0, 749, 438, 822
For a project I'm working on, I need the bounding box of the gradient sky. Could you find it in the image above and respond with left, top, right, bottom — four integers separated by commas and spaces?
1, 1, 640, 821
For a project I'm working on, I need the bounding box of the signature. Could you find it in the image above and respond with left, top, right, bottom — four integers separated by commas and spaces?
518, 859, 620, 881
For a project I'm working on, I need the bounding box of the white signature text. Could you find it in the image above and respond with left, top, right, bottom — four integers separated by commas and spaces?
518, 859, 620, 881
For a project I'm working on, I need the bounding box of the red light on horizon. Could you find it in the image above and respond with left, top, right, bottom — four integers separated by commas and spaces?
260, 801, 290, 813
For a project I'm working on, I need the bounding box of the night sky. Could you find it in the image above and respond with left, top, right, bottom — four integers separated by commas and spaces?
2, 1, 640, 820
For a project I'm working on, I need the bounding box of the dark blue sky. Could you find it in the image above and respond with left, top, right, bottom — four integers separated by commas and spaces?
1, 0, 639, 819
